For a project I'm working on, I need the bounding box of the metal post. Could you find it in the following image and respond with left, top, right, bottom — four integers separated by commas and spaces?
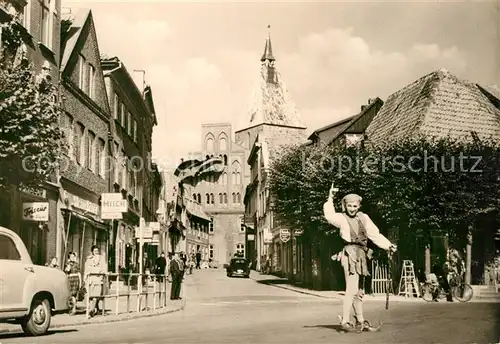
115, 272, 119, 315
137, 218, 145, 312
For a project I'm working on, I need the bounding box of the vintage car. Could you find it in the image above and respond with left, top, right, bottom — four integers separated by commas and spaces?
224, 258, 251, 278
0, 226, 70, 336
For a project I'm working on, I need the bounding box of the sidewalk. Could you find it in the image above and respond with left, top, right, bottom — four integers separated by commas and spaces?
250, 271, 424, 303
0, 284, 184, 334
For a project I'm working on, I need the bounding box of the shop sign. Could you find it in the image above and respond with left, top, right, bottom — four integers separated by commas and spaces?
280, 228, 291, 243
101, 193, 127, 217
264, 229, 273, 244
147, 222, 160, 233
68, 193, 99, 215
134, 223, 153, 239
294, 228, 304, 236
19, 185, 46, 199
247, 234, 255, 241
22, 202, 49, 222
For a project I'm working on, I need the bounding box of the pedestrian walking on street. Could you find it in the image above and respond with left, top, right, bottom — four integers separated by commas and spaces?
323, 184, 397, 332
169, 252, 184, 300
84, 245, 105, 318
64, 252, 81, 315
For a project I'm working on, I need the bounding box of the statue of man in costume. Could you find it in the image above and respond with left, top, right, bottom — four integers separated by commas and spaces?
323, 184, 397, 332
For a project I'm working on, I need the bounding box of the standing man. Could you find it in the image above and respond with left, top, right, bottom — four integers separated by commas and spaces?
169, 252, 184, 300
196, 250, 202, 269
323, 184, 397, 332
155, 252, 167, 282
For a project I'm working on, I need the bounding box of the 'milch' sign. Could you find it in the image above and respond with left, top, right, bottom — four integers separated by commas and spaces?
22, 202, 49, 221
101, 193, 128, 219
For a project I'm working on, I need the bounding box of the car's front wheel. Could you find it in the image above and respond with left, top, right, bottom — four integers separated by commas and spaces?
21, 298, 51, 336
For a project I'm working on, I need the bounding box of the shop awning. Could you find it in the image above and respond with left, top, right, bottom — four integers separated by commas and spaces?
62, 208, 108, 231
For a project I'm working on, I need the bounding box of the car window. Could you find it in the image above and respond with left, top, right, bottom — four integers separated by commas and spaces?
0, 234, 21, 260
232, 259, 246, 264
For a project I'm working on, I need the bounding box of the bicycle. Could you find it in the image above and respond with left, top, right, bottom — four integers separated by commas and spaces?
421, 271, 473, 303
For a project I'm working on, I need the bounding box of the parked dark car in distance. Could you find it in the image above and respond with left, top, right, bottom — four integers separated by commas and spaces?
224, 258, 250, 278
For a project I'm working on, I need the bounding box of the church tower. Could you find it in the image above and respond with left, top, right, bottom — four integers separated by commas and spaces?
235, 26, 307, 149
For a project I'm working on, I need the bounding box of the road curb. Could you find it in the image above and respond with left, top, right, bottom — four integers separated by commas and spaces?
0, 302, 185, 335
250, 276, 341, 300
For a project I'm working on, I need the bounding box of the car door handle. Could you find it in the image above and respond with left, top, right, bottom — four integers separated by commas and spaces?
24, 267, 34, 273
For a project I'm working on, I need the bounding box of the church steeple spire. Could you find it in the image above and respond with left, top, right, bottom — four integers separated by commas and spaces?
260, 25, 275, 63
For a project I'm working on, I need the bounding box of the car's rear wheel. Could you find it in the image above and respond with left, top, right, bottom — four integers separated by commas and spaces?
21, 298, 51, 336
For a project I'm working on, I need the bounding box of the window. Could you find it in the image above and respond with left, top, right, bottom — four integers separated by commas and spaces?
209, 244, 214, 259
206, 193, 210, 204
222, 173, 228, 185
65, 113, 74, 158
127, 112, 132, 136
74, 123, 84, 164
87, 131, 95, 171
206, 137, 214, 151
113, 142, 120, 184
237, 193, 241, 204
345, 134, 363, 148
120, 152, 127, 188
210, 193, 214, 204
121, 103, 126, 126
193, 193, 196, 201
240, 217, 245, 232
197, 194, 201, 203
133, 120, 137, 142
223, 193, 228, 204
236, 243, 245, 257
219, 193, 223, 204
88, 64, 96, 98
219, 137, 227, 151
78, 54, 86, 90
40, 0, 51, 48
22, 3, 30, 31
97, 138, 106, 177
224, 155, 228, 166
113, 93, 119, 119
232, 193, 236, 204
209, 219, 214, 233
0, 235, 21, 260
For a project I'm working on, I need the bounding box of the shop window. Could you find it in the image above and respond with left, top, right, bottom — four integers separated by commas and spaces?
209, 244, 214, 259
210, 193, 214, 204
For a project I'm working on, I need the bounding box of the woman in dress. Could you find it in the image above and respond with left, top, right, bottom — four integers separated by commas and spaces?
84, 245, 105, 317
64, 252, 81, 315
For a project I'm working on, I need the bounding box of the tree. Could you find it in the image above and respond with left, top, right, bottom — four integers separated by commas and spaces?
269, 136, 500, 275
0, 19, 66, 188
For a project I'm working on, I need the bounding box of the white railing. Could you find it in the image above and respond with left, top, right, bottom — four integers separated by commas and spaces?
84, 273, 169, 319
371, 260, 392, 295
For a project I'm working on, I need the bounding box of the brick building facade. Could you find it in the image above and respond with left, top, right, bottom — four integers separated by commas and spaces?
188, 123, 248, 266
0, 0, 62, 265
57, 9, 111, 271
101, 56, 161, 273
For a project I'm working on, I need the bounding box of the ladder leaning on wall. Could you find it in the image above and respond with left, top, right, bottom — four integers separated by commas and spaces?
398, 260, 420, 298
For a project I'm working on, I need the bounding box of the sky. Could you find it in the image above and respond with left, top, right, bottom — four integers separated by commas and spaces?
63, 0, 499, 169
